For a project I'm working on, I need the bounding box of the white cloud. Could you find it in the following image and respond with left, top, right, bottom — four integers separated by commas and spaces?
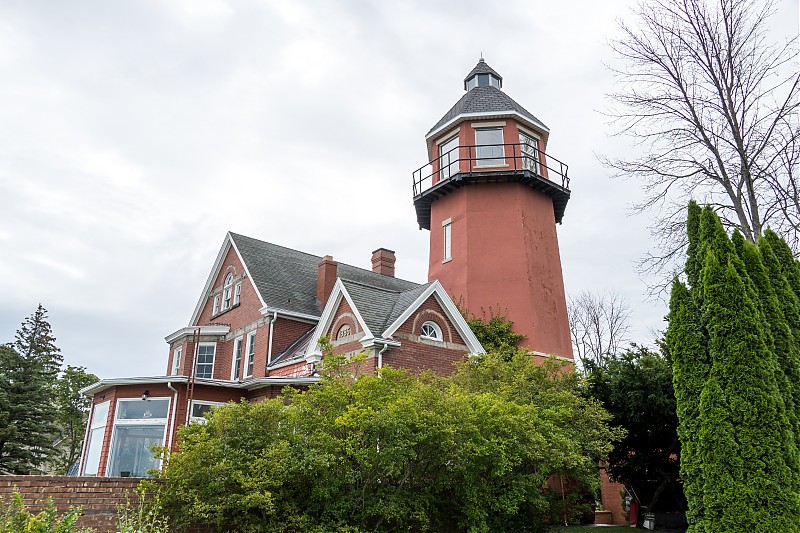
0, 0, 795, 376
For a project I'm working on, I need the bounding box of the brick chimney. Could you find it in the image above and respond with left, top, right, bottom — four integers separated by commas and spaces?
371, 248, 396, 277
317, 255, 338, 306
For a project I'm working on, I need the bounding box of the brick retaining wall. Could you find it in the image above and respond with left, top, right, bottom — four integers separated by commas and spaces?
0, 475, 139, 532
0, 475, 213, 532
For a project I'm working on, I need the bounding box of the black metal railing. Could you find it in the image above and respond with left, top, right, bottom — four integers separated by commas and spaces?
412, 143, 570, 197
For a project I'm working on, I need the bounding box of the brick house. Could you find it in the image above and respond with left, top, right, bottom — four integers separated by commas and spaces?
79, 58, 599, 513
78, 233, 484, 477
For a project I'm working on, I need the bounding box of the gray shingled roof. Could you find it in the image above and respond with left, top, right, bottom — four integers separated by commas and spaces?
341, 279, 433, 335
463, 58, 502, 85
427, 85, 548, 137
230, 233, 421, 318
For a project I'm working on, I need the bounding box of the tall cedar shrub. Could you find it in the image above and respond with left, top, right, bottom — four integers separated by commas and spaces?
667, 204, 800, 532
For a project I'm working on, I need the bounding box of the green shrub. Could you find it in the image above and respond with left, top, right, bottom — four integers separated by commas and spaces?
116, 485, 169, 533
0, 489, 92, 533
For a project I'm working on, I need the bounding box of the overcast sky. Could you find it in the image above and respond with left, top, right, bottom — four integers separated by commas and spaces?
0, 0, 797, 378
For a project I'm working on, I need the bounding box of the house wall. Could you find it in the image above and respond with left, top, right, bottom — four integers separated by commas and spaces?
386, 295, 470, 375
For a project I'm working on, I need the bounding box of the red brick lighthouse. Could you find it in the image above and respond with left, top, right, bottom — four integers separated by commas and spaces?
412, 58, 573, 360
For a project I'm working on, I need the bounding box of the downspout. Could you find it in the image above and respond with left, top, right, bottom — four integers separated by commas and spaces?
166, 382, 179, 455
377, 341, 390, 372
267, 310, 278, 369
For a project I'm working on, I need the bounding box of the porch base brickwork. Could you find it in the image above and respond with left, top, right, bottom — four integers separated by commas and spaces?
0, 475, 213, 533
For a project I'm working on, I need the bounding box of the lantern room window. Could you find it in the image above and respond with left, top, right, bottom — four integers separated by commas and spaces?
475, 128, 504, 166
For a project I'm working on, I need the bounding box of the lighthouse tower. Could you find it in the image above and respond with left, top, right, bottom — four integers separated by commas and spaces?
412, 59, 573, 360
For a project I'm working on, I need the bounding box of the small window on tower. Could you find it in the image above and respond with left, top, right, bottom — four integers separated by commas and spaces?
443, 221, 452, 262
420, 321, 443, 341
337, 324, 352, 339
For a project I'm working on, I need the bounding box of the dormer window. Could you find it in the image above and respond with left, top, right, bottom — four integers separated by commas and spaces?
233, 282, 241, 306
420, 321, 443, 341
222, 274, 234, 310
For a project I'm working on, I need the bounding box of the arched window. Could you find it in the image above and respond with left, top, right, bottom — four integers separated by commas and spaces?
222, 273, 234, 310
337, 324, 352, 340
420, 321, 443, 341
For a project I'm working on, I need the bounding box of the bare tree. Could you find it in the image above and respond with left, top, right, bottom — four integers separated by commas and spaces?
605, 0, 799, 284
568, 290, 632, 367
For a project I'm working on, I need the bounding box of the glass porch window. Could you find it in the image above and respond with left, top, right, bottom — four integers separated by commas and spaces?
107, 398, 170, 477
82, 401, 110, 476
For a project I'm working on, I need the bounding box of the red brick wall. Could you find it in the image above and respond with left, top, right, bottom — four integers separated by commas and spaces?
0, 476, 213, 533
600, 468, 627, 524
268, 318, 315, 367
381, 340, 467, 376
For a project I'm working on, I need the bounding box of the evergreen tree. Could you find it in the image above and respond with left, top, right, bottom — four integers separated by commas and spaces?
0, 345, 58, 473
53, 366, 98, 474
667, 205, 800, 532
14, 304, 63, 379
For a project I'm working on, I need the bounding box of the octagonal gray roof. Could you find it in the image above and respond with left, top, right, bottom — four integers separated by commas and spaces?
426, 59, 549, 142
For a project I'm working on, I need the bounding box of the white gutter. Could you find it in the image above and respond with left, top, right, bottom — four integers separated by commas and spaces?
260, 306, 319, 323
166, 382, 179, 453
80, 374, 322, 397
165, 325, 230, 344
376, 341, 391, 371
267, 310, 278, 368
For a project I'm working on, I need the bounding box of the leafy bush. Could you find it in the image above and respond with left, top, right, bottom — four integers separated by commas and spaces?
0, 489, 92, 533
153, 350, 619, 532
116, 485, 169, 533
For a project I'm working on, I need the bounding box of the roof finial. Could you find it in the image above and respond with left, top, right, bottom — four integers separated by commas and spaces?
479, 52, 484, 61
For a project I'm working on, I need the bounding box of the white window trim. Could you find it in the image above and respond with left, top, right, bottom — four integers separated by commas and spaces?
190, 400, 224, 423
81, 400, 110, 476
435, 127, 460, 146
438, 134, 460, 180
233, 282, 242, 305
212, 295, 220, 315
443, 221, 452, 263
470, 121, 506, 128
420, 321, 444, 342
105, 397, 171, 477
231, 336, 243, 381
474, 127, 505, 167
196, 342, 216, 379
245, 332, 256, 378
222, 274, 234, 310
171, 346, 182, 376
